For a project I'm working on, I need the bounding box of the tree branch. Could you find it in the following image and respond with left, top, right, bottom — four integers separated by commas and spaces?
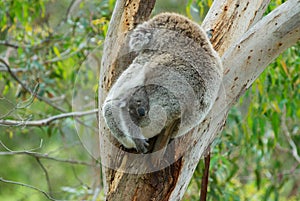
222, 0, 300, 103
0, 40, 19, 49
0, 177, 60, 201
202, 0, 271, 55
0, 109, 98, 126
200, 148, 211, 201
43, 44, 86, 64
0, 140, 96, 166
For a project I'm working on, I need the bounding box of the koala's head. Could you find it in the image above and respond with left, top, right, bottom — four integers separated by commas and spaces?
127, 86, 150, 127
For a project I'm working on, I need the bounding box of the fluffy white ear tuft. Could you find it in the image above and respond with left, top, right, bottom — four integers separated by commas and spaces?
129, 25, 152, 52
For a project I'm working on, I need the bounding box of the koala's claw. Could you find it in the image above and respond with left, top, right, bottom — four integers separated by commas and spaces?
134, 138, 149, 153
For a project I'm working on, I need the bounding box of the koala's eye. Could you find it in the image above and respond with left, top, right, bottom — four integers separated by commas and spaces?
137, 107, 146, 117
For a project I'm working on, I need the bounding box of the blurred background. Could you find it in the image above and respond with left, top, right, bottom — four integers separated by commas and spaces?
0, 0, 299, 200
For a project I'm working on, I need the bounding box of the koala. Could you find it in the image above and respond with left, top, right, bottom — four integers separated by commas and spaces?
102, 13, 223, 155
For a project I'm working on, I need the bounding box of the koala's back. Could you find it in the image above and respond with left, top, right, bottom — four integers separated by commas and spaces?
146, 13, 212, 51
130, 13, 222, 69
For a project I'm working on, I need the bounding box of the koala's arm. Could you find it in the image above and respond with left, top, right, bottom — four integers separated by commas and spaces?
102, 102, 136, 149
102, 101, 148, 153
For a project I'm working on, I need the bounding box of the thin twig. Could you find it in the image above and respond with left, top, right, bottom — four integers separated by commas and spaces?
275, 144, 290, 153
16, 83, 40, 108
0, 109, 98, 126
71, 166, 90, 189
0, 37, 67, 51
0, 58, 31, 95
0, 151, 95, 166
36, 158, 53, 197
0, 140, 96, 166
0, 58, 66, 112
0, 177, 62, 201
0, 66, 27, 72
0, 83, 39, 120
0, 40, 19, 48
64, 0, 77, 21
0, 97, 16, 119
281, 105, 300, 164
0, 139, 43, 152
43, 44, 86, 64
92, 187, 101, 201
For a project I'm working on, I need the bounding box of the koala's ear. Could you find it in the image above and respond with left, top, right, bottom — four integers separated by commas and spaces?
129, 24, 152, 52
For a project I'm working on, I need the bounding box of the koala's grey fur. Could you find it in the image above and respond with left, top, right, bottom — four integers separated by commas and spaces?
102, 13, 223, 154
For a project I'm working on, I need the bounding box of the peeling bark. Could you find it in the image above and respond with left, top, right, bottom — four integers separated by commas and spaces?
202, 0, 271, 55
98, 0, 300, 200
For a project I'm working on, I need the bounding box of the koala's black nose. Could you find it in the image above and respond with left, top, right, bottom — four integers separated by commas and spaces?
137, 107, 146, 116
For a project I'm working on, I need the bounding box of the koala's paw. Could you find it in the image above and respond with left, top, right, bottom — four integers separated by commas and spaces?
118, 136, 148, 153
133, 138, 149, 153
119, 135, 137, 149
129, 26, 152, 52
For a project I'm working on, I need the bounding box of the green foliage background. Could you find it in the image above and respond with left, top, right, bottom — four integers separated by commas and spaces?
0, 0, 299, 200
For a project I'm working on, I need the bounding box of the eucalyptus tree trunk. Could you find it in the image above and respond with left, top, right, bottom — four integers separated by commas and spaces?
98, 0, 300, 200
